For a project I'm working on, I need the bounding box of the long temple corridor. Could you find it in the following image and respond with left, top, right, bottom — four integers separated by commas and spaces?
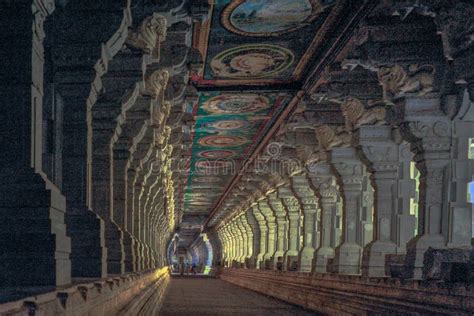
0, 0, 474, 315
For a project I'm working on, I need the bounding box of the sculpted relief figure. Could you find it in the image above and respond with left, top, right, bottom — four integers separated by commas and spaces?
315, 124, 351, 150
342, 55, 435, 102
377, 64, 435, 101
340, 98, 386, 130
145, 70, 170, 99
127, 13, 167, 58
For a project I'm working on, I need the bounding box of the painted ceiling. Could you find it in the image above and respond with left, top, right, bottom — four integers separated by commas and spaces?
180, 0, 338, 241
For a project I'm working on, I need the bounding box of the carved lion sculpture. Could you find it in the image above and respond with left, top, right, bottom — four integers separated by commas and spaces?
340, 98, 386, 130
315, 125, 351, 149
377, 64, 434, 101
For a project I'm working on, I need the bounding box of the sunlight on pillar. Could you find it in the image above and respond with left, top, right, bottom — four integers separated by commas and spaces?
468, 138, 474, 238
299, 214, 304, 250
409, 161, 420, 236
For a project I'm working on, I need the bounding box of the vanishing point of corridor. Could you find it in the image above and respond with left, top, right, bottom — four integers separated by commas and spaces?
160, 277, 314, 316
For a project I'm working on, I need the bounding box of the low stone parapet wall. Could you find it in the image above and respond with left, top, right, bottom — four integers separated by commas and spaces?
219, 268, 473, 314
0, 267, 170, 315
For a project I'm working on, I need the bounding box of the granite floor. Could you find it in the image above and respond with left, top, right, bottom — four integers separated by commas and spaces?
159, 277, 317, 315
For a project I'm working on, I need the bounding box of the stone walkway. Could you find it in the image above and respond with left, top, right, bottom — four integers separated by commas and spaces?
159, 276, 316, 315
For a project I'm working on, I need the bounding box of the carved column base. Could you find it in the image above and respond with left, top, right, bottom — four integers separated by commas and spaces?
284, 250, 299, 271
131, 237, 142, 271
404, 234, 446, 280
298, 247, 316, 272
263, 252, 274, 270
105, 223, 125, 274
123, 232, 134, 272
66, 208, 107, 278
396, 214, 417, 253
256, 253, 265, 269
361, 241, 397, 277
333, 242, 362, 275
0, 171, 71, 288
272, 250, 285, 270
314, 247, 335, 273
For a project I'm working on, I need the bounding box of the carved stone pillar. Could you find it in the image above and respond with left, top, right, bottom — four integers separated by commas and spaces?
91, 101, 125, 274
308, 162, 340, 273
222, 226, 232, 265
397, 96, 453, 279
330, 146, 368, 274
258, 200, 277, 269
0, 0, 72, 289
236, 216, 248, 264
226, 225, 237, 265
251, 204, 267, 269
280, 188, 301, 270
449, 93, 474, 247
356, 125, 402, 276
245, 209, 260, 268
239, 214, 254, 265
396, 141, 418, 253
231, 220, 243, 264
291, 176, 318, 272
268, 192, 288, 269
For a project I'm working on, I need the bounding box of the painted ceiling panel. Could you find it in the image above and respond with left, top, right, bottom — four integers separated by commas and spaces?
181, 0, 339, 234
197, 0, 337, 86
184, 91, 292, 214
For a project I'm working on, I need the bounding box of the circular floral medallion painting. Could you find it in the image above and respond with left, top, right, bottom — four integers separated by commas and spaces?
205, 119, 248, 131
198, 150, 236, 159
203, 94, 270, 114
198, 135, 248, 147
210, 44, 294, 78
221, 0, 334, 37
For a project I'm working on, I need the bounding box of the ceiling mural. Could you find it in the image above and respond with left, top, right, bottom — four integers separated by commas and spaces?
223, 0, 327, 37
181, 0, 340, 233
192, 0, 337, 86
184, 91, 291, 215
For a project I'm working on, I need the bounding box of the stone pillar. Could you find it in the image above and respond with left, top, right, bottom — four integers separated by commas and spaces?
241, 214, 254, 264
291, 176, 318, 272
398, 96, 454, 279
258, 200, 277, 269
251, 204, 267, 269
245, 209, 260, 268
447, 92, 474, 248
267, 192, 288, 269
308, 162, 340, 273
396, 141, 417, 253
112, 144, 134, 272
280, 188, 301, 270
234, 221, 243, 264
357, 125, 402, 276
330, 146, 368, 274
217, 229, 227, 266
91, 101, 125, 274
0, 0, 72, 288
236, 217, 248, 264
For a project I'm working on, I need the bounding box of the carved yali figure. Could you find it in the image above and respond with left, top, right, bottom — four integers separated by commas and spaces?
340, 98, 386, 130
377, 64, 435, 101
127, 13, 167, 58
315, 125, 351, 149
